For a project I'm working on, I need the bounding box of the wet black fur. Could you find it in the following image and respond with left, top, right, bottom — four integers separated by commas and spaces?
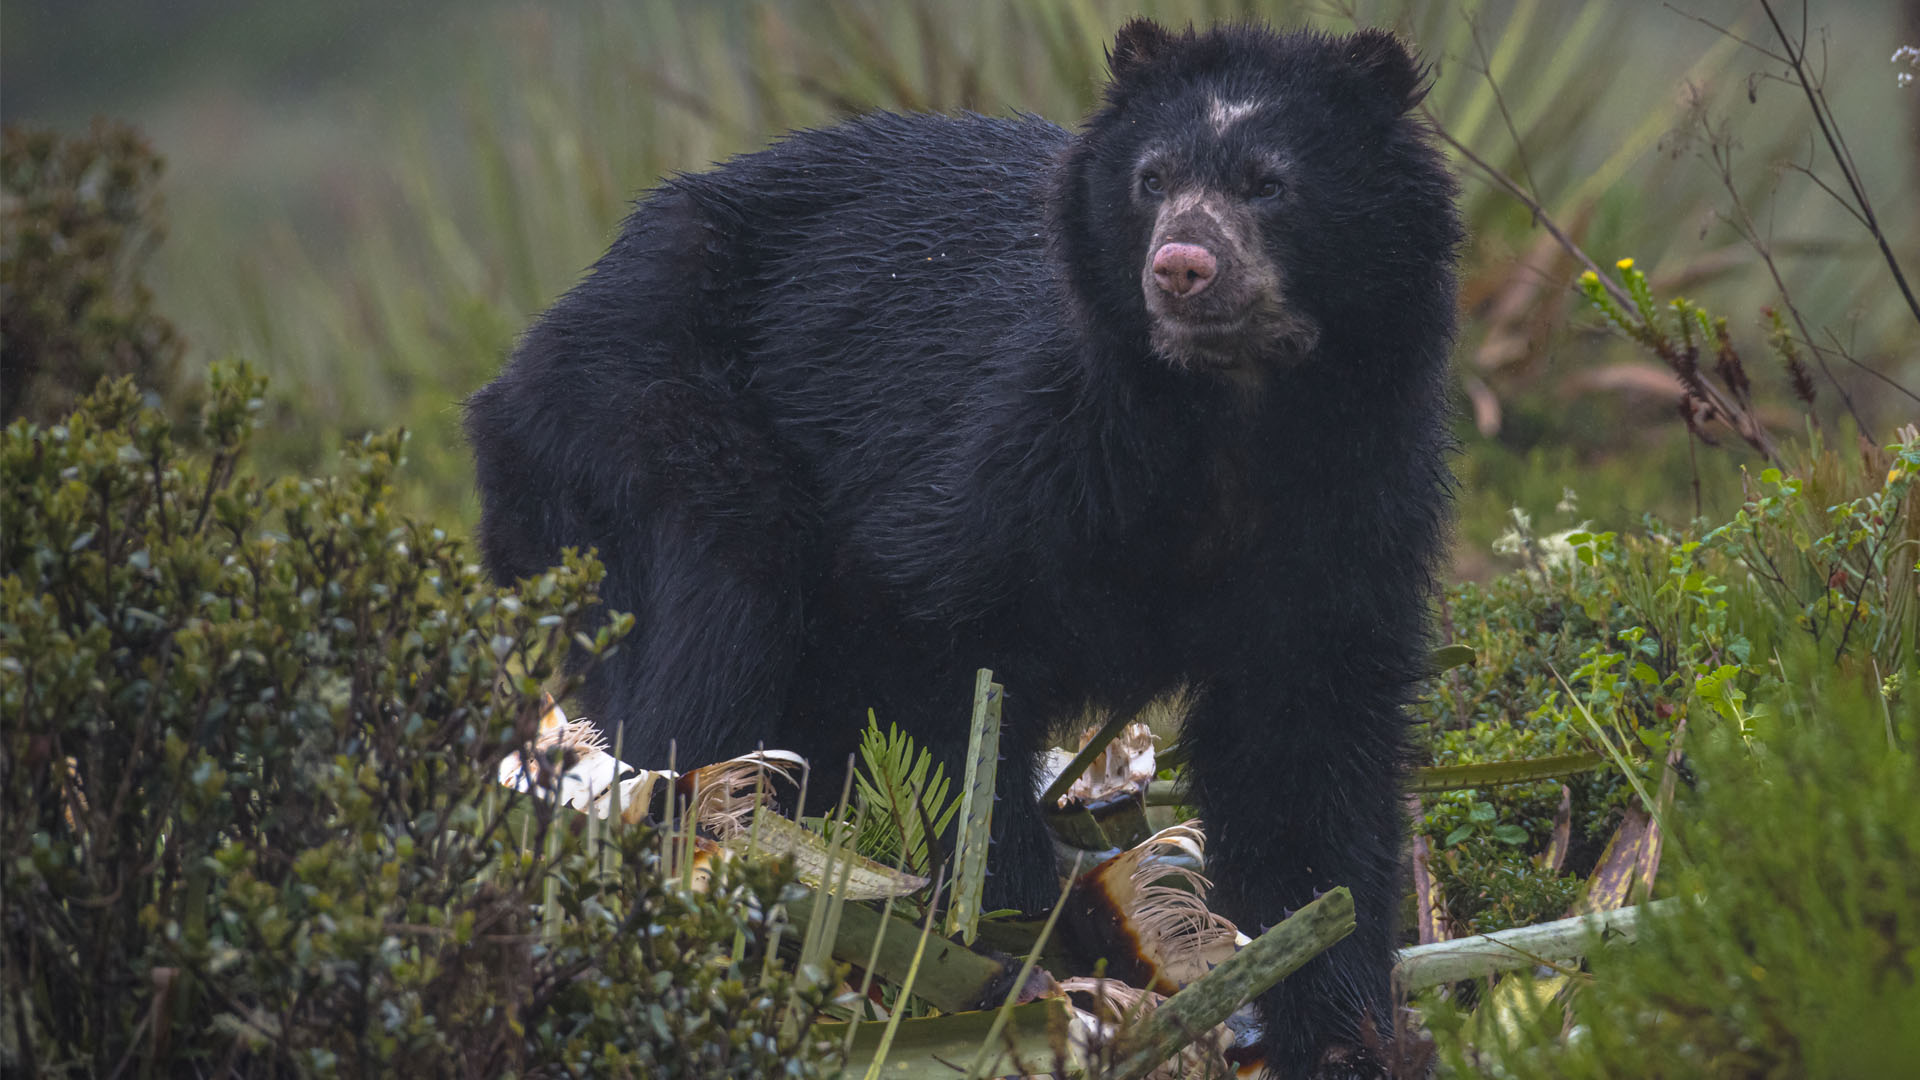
466, 21, 1459, 1078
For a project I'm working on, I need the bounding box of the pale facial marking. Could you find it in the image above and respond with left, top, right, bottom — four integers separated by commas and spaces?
1165, 189, 1231, 229
1207, 96, 1261, 134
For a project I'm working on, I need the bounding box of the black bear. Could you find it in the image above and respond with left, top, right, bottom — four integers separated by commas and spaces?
466, 19, 1458, 1078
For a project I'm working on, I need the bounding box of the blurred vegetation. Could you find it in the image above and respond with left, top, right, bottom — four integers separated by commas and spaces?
0, 0, 465, 120
1, 120, 182, 424
6, 1, 1912, 551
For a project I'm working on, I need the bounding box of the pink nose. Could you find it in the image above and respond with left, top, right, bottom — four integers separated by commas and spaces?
1152, 243, 1217, 297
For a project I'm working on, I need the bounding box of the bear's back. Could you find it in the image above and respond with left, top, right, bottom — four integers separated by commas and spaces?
673, 111, 1075, 377
661, 113, 1088, 541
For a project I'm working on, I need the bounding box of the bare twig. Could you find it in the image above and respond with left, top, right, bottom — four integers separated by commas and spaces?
1666, 2, 1920, 423
1825, 327, 1920, 405
1466, 12, 1543, 219
1698, 110, 1867, 431
1753, 0, 1920, 330
1661, 5, 1789, 64
1779, 133, 1868, 229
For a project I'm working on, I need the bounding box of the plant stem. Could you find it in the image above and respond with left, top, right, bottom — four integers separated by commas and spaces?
1394, 897, 1681, 991
1106, 887, 1356, 1080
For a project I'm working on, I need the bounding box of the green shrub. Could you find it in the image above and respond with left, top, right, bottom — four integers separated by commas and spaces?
1706, 435, 1919, 677
1411, 418, 1915, 936
0, 371, 842, 1077
1, 121, 182, 423
1430, 658, 1919, 1079
1417, 422, 1918, 1072
1413, 526, 1665, 933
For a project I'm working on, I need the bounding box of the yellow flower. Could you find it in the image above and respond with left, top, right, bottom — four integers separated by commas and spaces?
1579, 270, 1599, 286
1616, 257, 1635, 271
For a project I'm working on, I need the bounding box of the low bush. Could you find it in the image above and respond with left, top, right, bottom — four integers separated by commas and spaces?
0, 370, 843, 1077
1430, 657, 1919, 1078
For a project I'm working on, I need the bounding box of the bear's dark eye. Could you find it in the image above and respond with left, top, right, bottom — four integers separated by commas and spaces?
1141, 171, 1165, 197
1254, 179, 1283, 201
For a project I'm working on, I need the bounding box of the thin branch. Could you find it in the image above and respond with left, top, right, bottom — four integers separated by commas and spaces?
1778, 160, 1867, 230
1660, 4, 1788, 64
1701, 122, 1867, 432
1821, 327, 1920, 405
1756, 0, 1920, 329
1466, 12, 1543, 219
1426, 117, 1616, 302
1428, 114, 1782, 463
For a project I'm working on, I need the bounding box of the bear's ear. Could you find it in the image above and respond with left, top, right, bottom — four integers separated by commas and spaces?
1109, 18, 1174, 79
1344, 28, 1429, 113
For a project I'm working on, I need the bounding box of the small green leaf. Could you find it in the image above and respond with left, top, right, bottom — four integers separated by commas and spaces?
1428, 643, 1477, 673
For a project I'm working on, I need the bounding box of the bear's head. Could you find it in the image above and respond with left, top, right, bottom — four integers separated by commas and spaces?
1054, 19, 1458, 383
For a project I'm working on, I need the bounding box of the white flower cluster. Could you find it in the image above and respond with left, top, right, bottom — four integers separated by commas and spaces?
1896, 46, 1920, 89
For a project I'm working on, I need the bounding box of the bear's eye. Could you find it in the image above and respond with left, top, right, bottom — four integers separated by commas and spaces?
1254, 179, 1283, 201
1140, 171, 1165, 197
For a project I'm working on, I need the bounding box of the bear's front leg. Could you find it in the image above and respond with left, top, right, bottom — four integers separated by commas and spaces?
1182, 671, 1412, 1080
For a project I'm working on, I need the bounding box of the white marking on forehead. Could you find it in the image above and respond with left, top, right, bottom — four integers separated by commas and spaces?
1208, 96, 1261, 133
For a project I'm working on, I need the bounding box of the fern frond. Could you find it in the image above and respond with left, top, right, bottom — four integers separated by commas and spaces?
852, 711, 958, 874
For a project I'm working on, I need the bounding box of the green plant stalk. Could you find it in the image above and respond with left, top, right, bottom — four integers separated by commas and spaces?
1106, 887, 1357, 1080
813, 816, 862, 982
796, 770, 861, 982
1394, 897, 1679, 991
860, 887, 941, 1080
543, 802, 565, 940
946, 668, 1002, 943
964, 852, 1082, 1079
1554, 667, 1685, 871
1407, 752, 1609, 792
839, 851, 911, 1054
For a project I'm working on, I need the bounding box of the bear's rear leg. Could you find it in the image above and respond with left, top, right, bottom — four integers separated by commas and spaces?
587, 521, 811, 772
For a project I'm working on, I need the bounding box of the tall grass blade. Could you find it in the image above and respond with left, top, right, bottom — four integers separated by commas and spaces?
859, 870, 943, 1080
965, 852, 1081, 1079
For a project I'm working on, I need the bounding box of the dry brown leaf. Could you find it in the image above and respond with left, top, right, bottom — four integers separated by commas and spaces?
1063, 822, 1244, 995
1041, 720, 1158, 809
